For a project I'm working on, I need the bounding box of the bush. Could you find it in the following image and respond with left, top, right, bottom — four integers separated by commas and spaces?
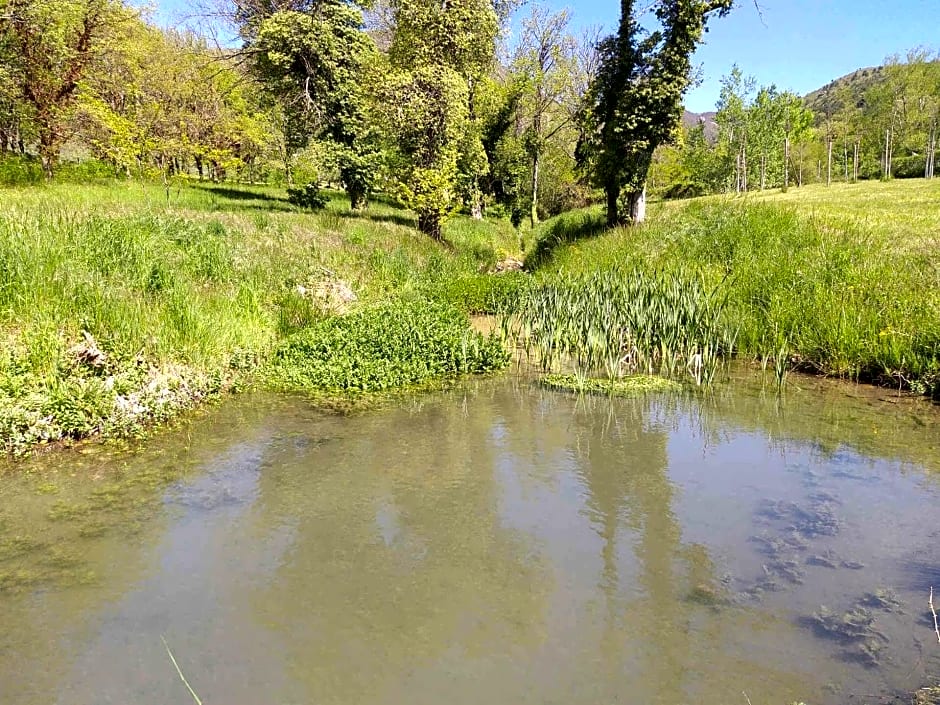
0, 156, 44, 186
267, 298, 509, 393
286, 182, 328, 211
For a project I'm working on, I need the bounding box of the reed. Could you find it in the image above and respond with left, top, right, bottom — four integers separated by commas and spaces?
500, 268, 734, 386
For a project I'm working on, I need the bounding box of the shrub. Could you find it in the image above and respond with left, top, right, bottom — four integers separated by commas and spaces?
286, 182, 328, 211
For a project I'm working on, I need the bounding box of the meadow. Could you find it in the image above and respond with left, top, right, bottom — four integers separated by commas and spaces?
528, 179, 940, 394
0, 180, 521, 454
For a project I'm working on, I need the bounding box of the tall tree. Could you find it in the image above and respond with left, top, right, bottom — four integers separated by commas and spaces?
715, 66, 754, 193
0, 0, 128, 176
578, 0, 734, 227
512, 6, 576, 227
381, 0, 498, 240
244, 2, 380, 208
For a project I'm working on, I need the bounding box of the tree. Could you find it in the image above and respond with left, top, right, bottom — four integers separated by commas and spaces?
245, 3, 380, 209
381, 0, 498, 240
512, 6, 576, 227
779, 91, 812, 191
715, 66, 754, 193
578, 0, 734, 227
0, 0, 128, 176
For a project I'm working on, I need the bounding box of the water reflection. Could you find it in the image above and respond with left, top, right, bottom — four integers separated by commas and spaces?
1, 376, 940, 704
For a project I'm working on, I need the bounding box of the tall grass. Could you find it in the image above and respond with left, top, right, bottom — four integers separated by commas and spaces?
534, 182, 940, 395
0, 180, 521, 453
500, 268, 733, 386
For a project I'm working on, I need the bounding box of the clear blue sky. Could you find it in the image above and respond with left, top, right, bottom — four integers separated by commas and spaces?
155, 0, 939, 113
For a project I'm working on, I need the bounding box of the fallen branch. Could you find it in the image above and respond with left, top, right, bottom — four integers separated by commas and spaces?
930, 587, 940, 645
161, 635, 204, 705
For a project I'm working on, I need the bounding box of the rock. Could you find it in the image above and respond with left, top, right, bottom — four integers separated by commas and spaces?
69, 330, 107, 370
297, 278, 357, 313
492, 257, 524, 273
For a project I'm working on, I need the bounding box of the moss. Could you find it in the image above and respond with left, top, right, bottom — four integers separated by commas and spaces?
541, 373, 683, 396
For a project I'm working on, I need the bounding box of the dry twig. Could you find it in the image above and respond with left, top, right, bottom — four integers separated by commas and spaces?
929, 587, 940, 645
161, 635, 204, 705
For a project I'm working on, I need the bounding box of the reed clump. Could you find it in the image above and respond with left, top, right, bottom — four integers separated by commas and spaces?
500, 268, 734, 386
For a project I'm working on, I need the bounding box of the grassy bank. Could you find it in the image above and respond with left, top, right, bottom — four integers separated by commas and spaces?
0, 181, 522, 454
527, 179, 940, 394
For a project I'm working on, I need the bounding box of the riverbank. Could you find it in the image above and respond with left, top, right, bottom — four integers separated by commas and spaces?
528, 179, 940, 396
0, 181, 523, 455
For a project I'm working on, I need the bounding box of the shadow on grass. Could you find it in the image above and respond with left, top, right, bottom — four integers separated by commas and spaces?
525, 209, 608, 270
335, 208, 417, 229
191, 184, 287, 203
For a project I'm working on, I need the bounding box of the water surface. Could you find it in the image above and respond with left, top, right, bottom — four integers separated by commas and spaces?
2, 374, 940, 704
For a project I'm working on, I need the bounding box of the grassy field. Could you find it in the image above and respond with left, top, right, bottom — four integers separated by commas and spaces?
3, 176, 938, 455
0, 180, 522, 454
528, 178, 940, 393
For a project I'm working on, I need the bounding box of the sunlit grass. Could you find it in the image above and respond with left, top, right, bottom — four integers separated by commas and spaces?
531, 179, 940, 395
0, 179, 521, 453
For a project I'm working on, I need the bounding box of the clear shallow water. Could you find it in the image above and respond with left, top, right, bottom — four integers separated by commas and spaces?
2, 374, 940, 705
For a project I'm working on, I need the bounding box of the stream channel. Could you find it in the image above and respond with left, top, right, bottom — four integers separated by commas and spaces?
2, 370, 940, 704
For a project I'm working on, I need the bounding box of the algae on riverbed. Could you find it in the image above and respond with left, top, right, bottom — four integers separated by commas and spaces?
541, 373, 683, 396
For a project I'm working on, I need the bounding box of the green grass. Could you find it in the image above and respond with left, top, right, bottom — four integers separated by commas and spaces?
529, 179, 940, 395
0, 179, 522, 454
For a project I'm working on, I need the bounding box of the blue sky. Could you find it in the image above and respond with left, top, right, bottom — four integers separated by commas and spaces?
155, 0, 939, 112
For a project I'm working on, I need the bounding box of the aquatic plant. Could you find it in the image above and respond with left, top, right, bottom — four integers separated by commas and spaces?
267, 298, 509, 394
500, 267, 734, 386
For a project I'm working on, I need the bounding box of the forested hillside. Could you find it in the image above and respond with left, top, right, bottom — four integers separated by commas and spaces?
651, 51, 940, 197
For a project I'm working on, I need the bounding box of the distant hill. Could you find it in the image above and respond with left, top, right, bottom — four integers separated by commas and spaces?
681, 62, 932, 135
803, 65, 886, 115
681, 109, 718, 141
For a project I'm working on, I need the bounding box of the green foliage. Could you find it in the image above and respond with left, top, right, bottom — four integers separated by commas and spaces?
286, 182, 328, 210
267, 299, 509, 393
0, 180, 520, 454
541, 373, 682, 395
379, 65, 472, 240
427, 272, 529, 313
0, 155, 44, 186
578, 0, 734, 225
382, 0, 499, 238
536, 182, 940, 394
249, 6, 381, 207
501, 267, 731, 386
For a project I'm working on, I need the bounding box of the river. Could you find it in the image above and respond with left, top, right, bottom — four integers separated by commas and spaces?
2, 371, 939, 704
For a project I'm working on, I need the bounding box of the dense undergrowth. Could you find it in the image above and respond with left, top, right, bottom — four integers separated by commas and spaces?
528, 180, 940, 395
0, 180, 521, 454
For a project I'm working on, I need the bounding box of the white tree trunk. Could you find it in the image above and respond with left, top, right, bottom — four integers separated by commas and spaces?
628, 187, 646, 223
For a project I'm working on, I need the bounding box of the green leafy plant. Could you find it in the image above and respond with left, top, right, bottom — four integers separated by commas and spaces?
286, 183, 329, 211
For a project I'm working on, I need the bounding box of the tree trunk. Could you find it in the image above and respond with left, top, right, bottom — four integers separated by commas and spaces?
348, 185, 367, 211
530, 153, 540, 228
843, 139, 848, 182
759, 152, 766, 190
783, 136, 790, 192
38, 125, 59, 179
826, 138, 832, 186
605, 182, 621, 228
418, 211, 443, 241
741, 139, 748, 192
853, 140, 859, 182
626, 187, 646, 224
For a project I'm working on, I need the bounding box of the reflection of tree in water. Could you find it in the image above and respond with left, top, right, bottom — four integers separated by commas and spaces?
569, 395, 718, 705
249, 385, 549, 704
